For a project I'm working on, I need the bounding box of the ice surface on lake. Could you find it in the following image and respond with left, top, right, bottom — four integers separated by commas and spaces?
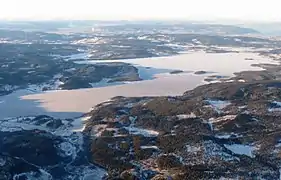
2, 51, 278, 120
77, 52, 278, 76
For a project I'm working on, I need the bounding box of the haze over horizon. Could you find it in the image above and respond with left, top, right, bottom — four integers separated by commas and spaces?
1, 0, 281, 22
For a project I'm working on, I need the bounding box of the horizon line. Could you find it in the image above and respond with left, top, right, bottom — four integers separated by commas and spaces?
0, 18, 281, 24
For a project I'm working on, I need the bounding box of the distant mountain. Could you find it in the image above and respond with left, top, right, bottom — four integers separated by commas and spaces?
100, 22, 260, 35
240, 22, 281, 35
0, 20, 260, 35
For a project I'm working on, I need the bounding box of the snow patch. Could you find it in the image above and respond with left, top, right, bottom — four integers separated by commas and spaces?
129, 116, 138, 126
80, 166, 107, 180
140, 146, 159, 150
176, 113, 196, 119
238, 105, 247, 109
185, 144, 201, 153
217, 134, 233, 139
67, 53, 91, 61
268, 108, 281, 112
274, 140, 281, 149
234, 38, 242, 42
0, 119, 49, 132
0, 85, 19, 92
58, 142, 76, 158
138, 36, 148, 40
204, 140, 238, 162
209, 115, 237, 124
269, 101, 281, 112
91, 124, 108, 137
125, 127, 159, 137
192, 39, 202, 44
216, 133, 242, 139
72, 116, 91, 132
13, 169, 52, 180
0, 157, 6, 166
225, 144, 255, 157
206, 100, 231, 113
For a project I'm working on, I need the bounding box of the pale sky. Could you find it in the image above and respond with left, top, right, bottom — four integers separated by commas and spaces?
1, 0, 281, 21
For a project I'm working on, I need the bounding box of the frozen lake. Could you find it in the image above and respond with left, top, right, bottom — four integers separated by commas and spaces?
0, 51, 278, 119
76, 51, 276, 76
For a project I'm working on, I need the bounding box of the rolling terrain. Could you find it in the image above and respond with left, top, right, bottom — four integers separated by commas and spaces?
1, 21, 281, 179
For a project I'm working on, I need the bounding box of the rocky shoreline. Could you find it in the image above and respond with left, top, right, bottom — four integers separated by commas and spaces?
80, 52, 281, 179
3, 21, 281, 179
2, 55, 281, 179
84, 80, 281, 179
0, 115, 107, 179
1, 52, 280, 179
